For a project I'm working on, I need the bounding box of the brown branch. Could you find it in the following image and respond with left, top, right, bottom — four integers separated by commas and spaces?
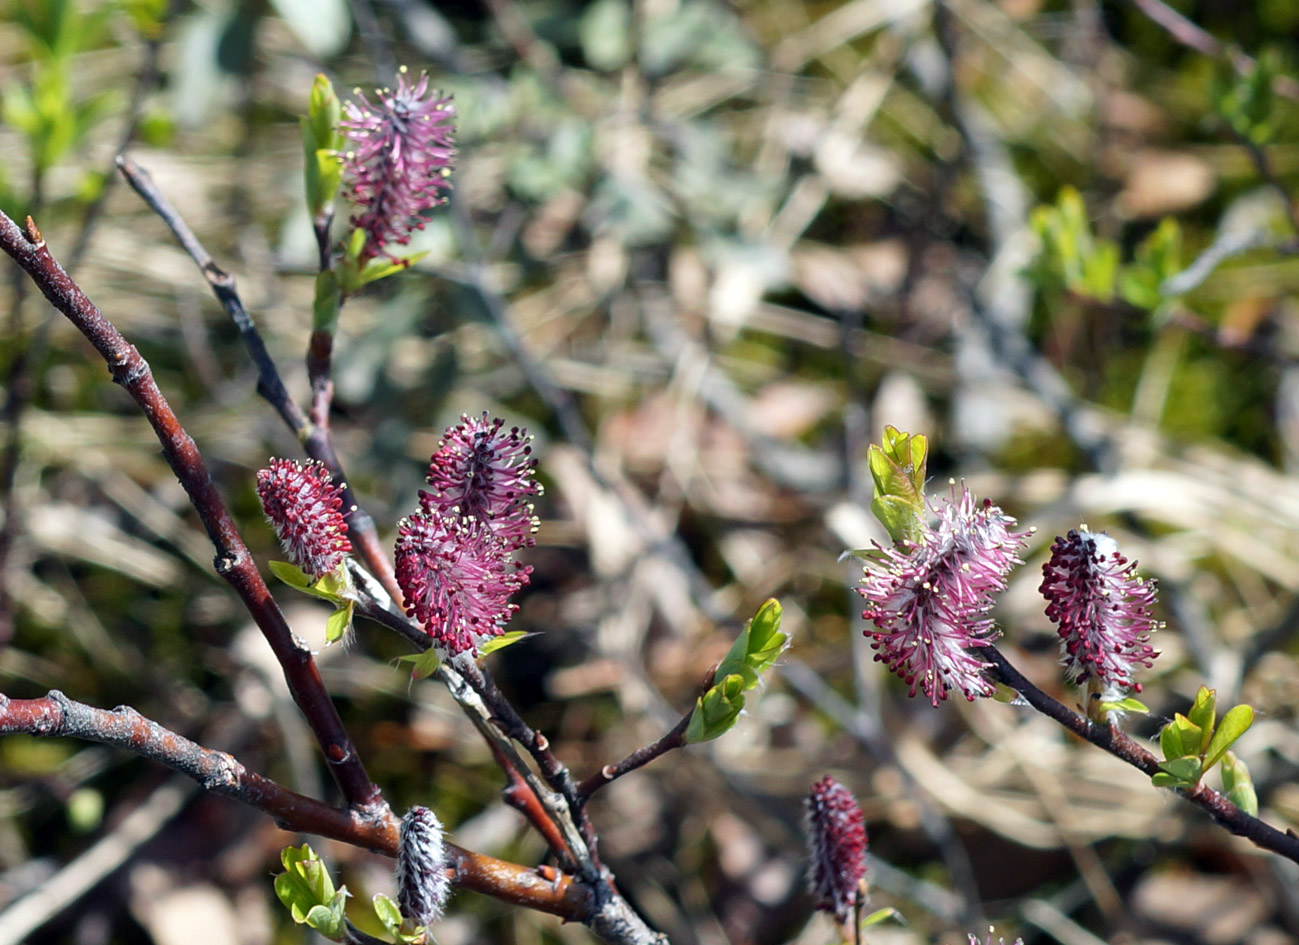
113, 155, 404, 606
0, 209, 383, 814
979, 646, 1299, 865
0, 691, 592, 920
451, 657, 606, 880
485, 736, 578, 868
437, 659, 597, 879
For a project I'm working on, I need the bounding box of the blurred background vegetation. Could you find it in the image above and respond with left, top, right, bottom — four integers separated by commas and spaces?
1, 0, 1298, 943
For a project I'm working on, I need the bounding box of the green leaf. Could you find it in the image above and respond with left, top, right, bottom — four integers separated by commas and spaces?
324, 602, 353, 644
1156, 757, 1203, 783
307, 74, 343, 151
713, 599, 786, 692
373, 893, 403, 936
268, 559, 351, 604
1098, 696, 1148, 714
1220, 751, 1258, 817
1151, 772, 1181, 788
1159, 717, 1186, 761
478, 630, 535, 657
866, 426, 928, 543
398, 648, 441, 680
274, 845, 348, 939
861, 907, 902, 928
1188, 693, 1214, 755
685, 673, 746, 743
1163, 713, 1202, 761
302, 903, 345, 939
269, 559, 313, 589
356, 251, 429, 287
1203, 703, 1254, 773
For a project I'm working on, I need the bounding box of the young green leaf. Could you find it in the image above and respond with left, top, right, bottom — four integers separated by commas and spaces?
861, 907, 902, 928
1203, 703, 1255, 773
685, 673, 746, 743
1159, 718, 1188, 762
398, 648, 442, 680
373, 893, 404, 937
307, 74, 344, 151
268, 559, 351, 605
478, 630, 535, 657
270, 559, 313, 589
1098, 696, 1149, 715
1220, 751, 1258, 817
312, 270, 340, 332
866, 426, 928, 543
324, 602, 354, 644
1187, 685, 1216, 752
1156, 757, 1202, 783
274, 845, 348, 940
713, 599, 786, 691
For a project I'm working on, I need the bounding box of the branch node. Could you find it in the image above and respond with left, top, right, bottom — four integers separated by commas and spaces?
23, 216, 43, 247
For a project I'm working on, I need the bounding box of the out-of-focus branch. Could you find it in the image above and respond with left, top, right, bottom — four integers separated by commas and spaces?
1128, 0, 1299, 101
0, 210, 383, 814
113, 156, 403, 606
980, 646, 1299, 866
0, 691, 593, 920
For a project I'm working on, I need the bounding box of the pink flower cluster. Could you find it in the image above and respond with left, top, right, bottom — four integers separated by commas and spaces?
858, 485, 1028, 706
341, 68, 455, 261
804, 775, 868, 924
256, 458, 352, 580
395, 414, 541, 655
1040, 528, 1160, 692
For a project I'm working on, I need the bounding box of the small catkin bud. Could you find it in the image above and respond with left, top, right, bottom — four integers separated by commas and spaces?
397, 806, 450, 927
804, 775, 868, 924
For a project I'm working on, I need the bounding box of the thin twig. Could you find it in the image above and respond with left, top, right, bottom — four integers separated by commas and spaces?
437, 658, 598, 881
576, 709, 692, 801
0, 691, 594, 920
980, 646, 1299, 866
485, 735, 579, 868
0, 210, 383, 813
113, 155, 404, 606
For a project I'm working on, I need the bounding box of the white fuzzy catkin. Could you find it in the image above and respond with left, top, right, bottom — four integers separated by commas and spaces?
397, 805, 450, 926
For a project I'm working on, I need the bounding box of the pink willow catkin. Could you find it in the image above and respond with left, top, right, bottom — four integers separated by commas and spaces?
341, 68, 455, 261
804, 775, 868, 923
256, 458, 352, 579
395, 415, 541, 655
859, 485, 1028, 706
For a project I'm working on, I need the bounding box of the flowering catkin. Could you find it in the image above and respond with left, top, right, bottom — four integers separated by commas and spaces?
256, 458, 351, 579
421, 413, 541, 551
859, 484, 1028, 706
394, 512, 530, 655
396, 806, 450, 927
804, 775, 868, 923
1040, 528, 1160, 691
341, 68, 455, 261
